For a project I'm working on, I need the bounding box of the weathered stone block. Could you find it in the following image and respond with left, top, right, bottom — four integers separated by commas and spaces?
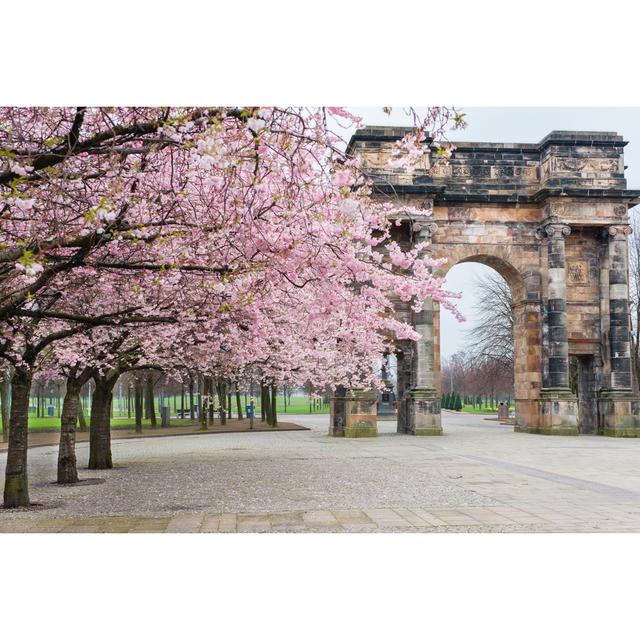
537, 388, 579, 435
330, 389, 378, 438
599, 390, 640, 437
406, 389, 442, 436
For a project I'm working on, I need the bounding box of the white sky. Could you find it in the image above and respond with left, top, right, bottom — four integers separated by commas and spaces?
348, 107, 640, 358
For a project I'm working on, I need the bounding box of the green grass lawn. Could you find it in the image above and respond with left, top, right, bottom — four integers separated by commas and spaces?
460, 404, 500, 415
23, 399, 505, 431
24, 394, 328, 431
26, 416, 197, 431
260, 396, 329, 415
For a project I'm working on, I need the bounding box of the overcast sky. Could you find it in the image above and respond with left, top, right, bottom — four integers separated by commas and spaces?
348, 107, 640, 359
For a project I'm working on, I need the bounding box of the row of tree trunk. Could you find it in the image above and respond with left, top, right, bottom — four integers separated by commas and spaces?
2, 364, 281, 507
260, 382, 278, 427
4, 364, 133, 506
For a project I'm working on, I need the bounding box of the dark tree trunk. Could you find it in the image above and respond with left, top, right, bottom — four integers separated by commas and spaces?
1, 367, 10, 443
3, 367, 33, 507
206, 376, 213, 424
235, 388, 243, 420
57, 380, 82, 484
260, 382, 267, 422
88, 375, 117, 470
200, 376, 209, 430
197, 375, 203, 421
188, 378, 194, 421
216, 379, 227, 426
265, 385, 272, 424
134, 377, 143, 433
210, 383, 215, 426
270, 383, 278, 427
145, 373, 157, 428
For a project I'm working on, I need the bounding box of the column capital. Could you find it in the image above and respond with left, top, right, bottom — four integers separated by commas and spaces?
412, 221, 438, 239
536, 223, 571, 240
607, 224, 632, 237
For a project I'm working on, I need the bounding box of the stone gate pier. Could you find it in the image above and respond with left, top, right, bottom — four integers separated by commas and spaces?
330, 128, 640, 438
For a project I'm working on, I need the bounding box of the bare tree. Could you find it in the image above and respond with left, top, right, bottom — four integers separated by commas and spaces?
465, 270, 514, 372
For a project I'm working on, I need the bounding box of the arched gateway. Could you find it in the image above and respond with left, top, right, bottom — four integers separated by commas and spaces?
330, 128, 640, 438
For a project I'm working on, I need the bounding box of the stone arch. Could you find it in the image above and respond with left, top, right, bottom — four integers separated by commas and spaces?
330, 127, 640, 439
433, 251, 543, 432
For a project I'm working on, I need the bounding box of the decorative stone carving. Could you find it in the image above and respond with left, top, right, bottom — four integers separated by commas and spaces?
614, 204, 627, 218
553, 157, 581, 173
552, 157, 618, 174
536, 223, 571, 240
568, 261, 588, 284
584, 158, 619, 173
412, 221, 438, 238
607, 224, 632, 237
452, 165, 471, 178
543, 201, 566, 220
430, 164, 452, 178
546, 223, 571, 238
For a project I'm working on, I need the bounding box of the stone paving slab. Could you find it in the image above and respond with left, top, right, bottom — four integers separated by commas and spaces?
2, 503, 640, 533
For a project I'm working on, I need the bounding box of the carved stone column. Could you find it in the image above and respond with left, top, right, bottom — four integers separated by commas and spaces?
599, 224, 640, 436
607, 225, 633, 390
544, 223, 572, 388
538, 222, 578, 435
406, 221, 442, 436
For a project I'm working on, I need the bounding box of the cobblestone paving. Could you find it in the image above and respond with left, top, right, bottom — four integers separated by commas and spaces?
3, 412, 640, 532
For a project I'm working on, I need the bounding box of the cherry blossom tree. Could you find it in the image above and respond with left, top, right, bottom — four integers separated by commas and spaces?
1, 106, 465, 507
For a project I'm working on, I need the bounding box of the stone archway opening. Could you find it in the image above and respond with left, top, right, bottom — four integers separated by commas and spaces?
438, 260, 517, 423
434, 253, 538, 433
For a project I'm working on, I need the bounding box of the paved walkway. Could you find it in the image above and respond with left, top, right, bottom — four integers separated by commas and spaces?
3, 412, 640, 532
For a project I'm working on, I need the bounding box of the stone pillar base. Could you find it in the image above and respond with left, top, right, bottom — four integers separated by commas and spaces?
406, 388, 442, 436
537, 388, 579, 435
598, 389, 640, 437
329, 389, 378, 438
513, 399, 539, 433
